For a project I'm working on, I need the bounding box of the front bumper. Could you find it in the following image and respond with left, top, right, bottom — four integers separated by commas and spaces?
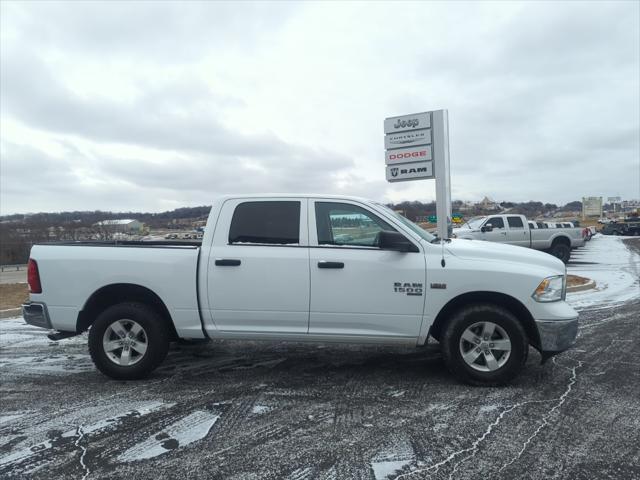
535, 317, 578, 354
22, 303, 52, 329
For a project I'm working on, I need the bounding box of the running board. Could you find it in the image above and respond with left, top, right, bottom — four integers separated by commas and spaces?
47, 330, 80, 341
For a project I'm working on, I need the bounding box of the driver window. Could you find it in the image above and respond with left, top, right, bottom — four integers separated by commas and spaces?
315, 202, 394, 247
486, 217, 505, 229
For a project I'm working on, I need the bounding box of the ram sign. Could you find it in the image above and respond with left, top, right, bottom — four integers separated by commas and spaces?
385, 161, 433, 182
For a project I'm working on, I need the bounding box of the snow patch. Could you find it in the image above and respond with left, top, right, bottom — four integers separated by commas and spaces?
251, 405, 271, 415
0, 401, 173, 468
372, 461, 413, 480
0, 354, 94, 374
566, 236, 639, 310
371, 437, 415, 479
117, 409, 220, 462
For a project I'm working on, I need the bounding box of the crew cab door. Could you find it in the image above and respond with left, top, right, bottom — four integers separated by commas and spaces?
505, 216, 530, 247
307, 200, 425, 339
206, 198, 310, 334
481, 216, 507, 242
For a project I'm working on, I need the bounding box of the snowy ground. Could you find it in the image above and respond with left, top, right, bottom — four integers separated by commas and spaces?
566, 235, 640, 310
0, 238, 638, 480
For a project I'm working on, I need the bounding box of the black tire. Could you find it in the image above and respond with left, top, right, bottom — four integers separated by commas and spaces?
549, 242, 571, 263
88, 302, 170, 380
441, 304, 528, 386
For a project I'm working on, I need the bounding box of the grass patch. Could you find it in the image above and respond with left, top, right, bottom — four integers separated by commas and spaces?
567, 274, 591, 287
0, 283, 29, 310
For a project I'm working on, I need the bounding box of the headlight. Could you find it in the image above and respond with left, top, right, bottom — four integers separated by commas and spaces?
532, 275, 565, 302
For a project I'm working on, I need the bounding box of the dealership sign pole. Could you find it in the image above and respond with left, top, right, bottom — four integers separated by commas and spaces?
384, 110, 452, 240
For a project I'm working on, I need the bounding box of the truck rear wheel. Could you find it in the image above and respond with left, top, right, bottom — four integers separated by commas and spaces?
549, 242, 571, 263
441, 304, 528, 386
88, 302, 170, 380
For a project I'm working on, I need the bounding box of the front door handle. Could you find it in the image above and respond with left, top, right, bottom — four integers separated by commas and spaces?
215, 259, 241, 266
318, 261, 344, 269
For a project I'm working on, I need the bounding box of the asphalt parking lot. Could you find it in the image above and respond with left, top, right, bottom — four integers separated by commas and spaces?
1, 237, 639, 480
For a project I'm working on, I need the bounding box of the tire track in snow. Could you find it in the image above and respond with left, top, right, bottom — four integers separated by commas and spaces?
392, 360, 583, 480
74, 425, 90, 480
497, 358, 583, 473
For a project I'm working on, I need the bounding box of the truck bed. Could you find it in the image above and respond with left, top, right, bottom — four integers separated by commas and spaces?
28, 242, 204, 338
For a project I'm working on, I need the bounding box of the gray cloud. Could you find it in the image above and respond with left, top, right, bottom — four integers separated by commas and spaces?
1, 1, 638, 214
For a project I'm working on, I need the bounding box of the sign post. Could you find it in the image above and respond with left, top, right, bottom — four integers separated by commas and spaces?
384, 109, 452, 240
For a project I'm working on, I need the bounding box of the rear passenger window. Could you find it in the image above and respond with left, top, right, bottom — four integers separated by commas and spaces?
229, 201, 300, 245
507, 216, 524, 228
487, 217, 504, 229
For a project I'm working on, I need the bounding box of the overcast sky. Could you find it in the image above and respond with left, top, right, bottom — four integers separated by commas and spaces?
1, 1, 639, 215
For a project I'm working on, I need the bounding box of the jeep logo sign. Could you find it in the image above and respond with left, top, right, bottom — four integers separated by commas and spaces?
385, 145, 432, 164
385, 161, 433, 182
393, 118, 419, 129
384, 112, 431, 134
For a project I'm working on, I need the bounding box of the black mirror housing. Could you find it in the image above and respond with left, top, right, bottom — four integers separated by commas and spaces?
481, 224, 493, 233
377, 231, 419, 252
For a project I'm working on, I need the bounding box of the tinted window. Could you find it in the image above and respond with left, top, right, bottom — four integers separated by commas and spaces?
316, 202, 394, 247
536, 222, 547, 229
486, 217, 504, 229
507, 216, 524, 228
229, 201, 300, 245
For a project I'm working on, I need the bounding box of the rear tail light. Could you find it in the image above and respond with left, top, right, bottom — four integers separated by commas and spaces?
27, 259, 42, 293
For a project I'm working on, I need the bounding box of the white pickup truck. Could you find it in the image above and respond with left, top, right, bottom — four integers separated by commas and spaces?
23, 195, 578, 386
452, 214, 585, 263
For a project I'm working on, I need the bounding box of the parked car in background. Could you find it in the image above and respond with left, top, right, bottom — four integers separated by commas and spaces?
454, 214, 585, 263
601, 222, 639, 236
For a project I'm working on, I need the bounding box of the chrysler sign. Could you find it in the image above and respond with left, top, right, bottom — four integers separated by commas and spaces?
384, 129, 432, 150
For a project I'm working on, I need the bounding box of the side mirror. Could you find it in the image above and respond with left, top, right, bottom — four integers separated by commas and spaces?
377, 231, 418, 252
481, 224, 493, 233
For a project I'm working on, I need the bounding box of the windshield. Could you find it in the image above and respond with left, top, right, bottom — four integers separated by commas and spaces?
463, 216, 486, 229
376, 204, 436, 242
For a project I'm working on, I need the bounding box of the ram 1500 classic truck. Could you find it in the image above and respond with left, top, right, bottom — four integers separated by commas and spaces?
452, 214, 584, 263
22, 195, 579, 385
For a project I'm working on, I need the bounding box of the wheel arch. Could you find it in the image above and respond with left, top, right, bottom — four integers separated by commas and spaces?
428, 291, 540, 349
77, 283, 178, 340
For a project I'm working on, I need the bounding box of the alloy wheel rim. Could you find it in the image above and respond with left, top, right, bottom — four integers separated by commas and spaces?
459, 321, 512, 372
102, 319, 148, 366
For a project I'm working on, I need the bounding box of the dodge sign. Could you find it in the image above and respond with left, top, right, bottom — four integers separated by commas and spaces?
385, 145, 433, 165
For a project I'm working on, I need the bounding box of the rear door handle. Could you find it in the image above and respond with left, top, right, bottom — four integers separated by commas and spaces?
318, 261, 344, 269
215, 259, 241, 266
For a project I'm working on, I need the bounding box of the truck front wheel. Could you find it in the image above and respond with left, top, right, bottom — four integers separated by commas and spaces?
88, 302, 170, 380
441, 304, 528, 386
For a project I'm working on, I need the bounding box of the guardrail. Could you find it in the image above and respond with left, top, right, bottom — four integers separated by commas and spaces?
0, 264, 27, 272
